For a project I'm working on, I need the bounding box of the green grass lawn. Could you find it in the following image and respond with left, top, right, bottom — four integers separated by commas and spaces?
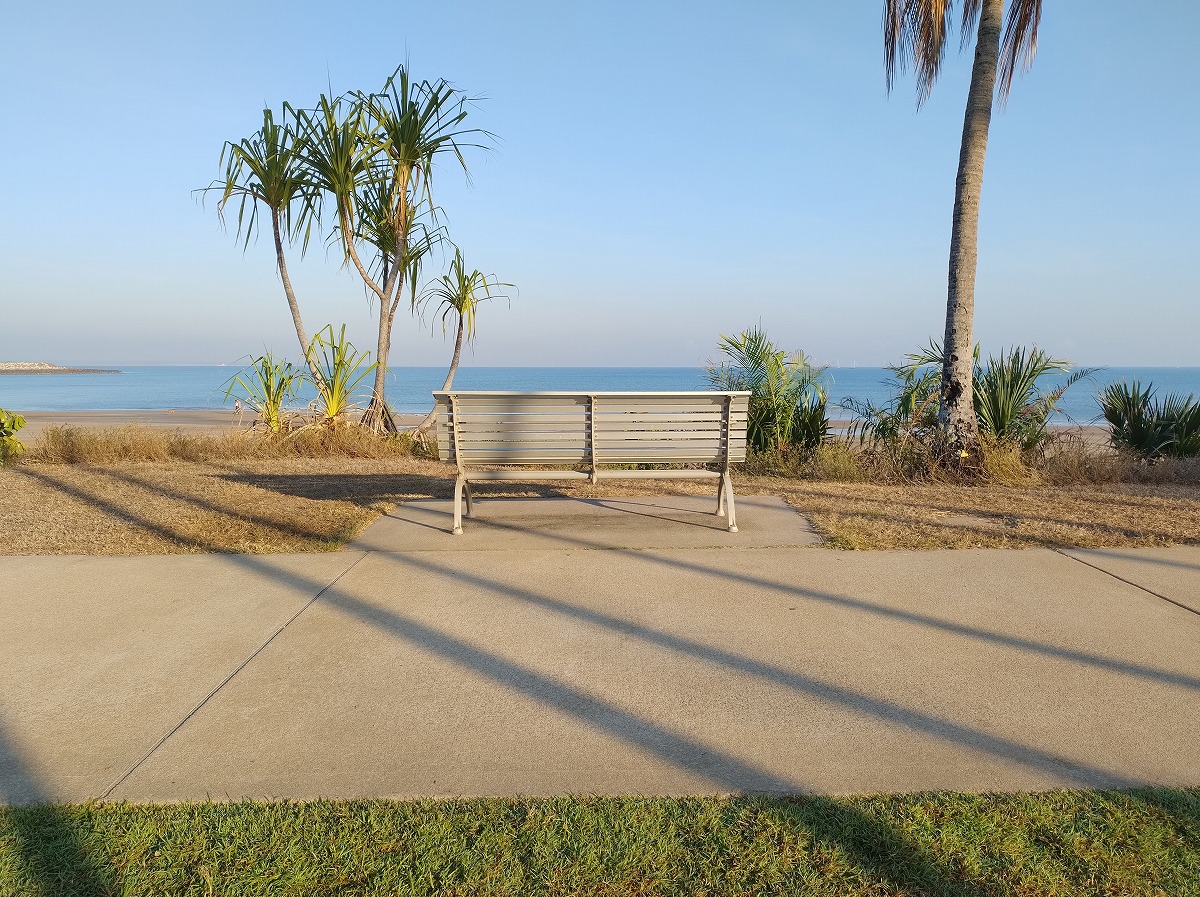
2, 790, 1198, 896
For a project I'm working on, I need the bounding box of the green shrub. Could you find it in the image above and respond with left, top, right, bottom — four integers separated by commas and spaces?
0, 409, 26, 465
843, 342, 1094, 474
706, 327, 829, 454
1100, 381, 1200, 460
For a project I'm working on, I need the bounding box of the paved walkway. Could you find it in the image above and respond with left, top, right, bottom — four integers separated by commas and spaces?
3, 495, 1198, 804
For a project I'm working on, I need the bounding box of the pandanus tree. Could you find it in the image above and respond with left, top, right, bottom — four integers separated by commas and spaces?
884, 0, 1043, 463
294, 69, 489, 433
208, 65, 489, 434
213, 109, 321, 383
415, 248, 512, 434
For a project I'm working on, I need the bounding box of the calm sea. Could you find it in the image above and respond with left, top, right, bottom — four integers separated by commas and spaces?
3, 365, 1199, 423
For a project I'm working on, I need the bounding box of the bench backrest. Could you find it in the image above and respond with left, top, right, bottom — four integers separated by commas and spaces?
434, 391, 750, 467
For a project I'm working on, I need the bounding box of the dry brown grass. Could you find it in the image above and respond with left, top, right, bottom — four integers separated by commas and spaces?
28, 424, 418, 464
3, 449, 1200, 555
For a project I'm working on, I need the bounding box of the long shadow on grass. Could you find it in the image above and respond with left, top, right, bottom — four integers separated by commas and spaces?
0, 725, 110, 895
785, 486, 1200, 548
747, 795, 994, 897
14, 466, 348, 550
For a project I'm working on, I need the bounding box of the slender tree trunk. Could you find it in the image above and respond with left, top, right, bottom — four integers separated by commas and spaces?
940, 0, 1002, 461
272, 211, 322, 384
416, 314, 465, 434
362, 300, 398, 434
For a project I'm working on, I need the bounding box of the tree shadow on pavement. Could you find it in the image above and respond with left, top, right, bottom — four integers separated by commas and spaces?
0, 728, 111, 896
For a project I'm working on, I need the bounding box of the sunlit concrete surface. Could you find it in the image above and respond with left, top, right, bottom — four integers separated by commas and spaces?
351, 495, 822, 551
1064, 546, 1200, 614
2, 496, 1197, 804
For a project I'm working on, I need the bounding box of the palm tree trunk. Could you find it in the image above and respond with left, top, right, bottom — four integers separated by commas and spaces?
416, 314, 465, 434
941, 0, 1003, 460
271, 211, 322, 384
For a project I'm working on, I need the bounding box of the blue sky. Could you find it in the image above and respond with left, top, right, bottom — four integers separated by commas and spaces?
2, 0, 1197, 367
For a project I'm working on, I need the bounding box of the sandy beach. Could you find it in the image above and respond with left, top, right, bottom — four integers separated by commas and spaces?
17, 410, 427, 441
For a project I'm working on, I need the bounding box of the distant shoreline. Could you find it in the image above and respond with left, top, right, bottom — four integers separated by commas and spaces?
0, 362, 120, 375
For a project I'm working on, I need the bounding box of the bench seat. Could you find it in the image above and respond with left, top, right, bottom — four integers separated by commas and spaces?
433, 390, 750, 534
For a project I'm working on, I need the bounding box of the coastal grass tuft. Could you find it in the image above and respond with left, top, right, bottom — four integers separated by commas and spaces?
1, 790, 1197, 896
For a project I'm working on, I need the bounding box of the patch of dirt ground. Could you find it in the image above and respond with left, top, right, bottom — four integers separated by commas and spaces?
2, 457, 1199, 555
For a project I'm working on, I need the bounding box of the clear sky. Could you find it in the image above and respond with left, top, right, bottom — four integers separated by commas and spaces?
2, 0, 1197, 368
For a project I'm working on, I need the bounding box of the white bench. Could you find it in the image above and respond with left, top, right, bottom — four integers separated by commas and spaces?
434, 390, 750, 535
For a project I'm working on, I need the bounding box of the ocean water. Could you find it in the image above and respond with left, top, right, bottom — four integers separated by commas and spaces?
3, 365, 1199, 423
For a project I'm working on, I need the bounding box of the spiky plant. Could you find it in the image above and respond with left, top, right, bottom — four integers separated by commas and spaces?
226, 356, 303, 433
306, 325, 378, 427
290, 67, 490, 434
706, 328, 828, 454
1101, 382, 1200, 460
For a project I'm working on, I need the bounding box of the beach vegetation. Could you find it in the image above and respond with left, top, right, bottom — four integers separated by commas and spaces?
291, 67, 490, 434
706, 327, 829, 459
2, 790, 1198, 896
842, 342, 1094, 478
884, 0, 1044, 465
209, 108, 322, 383
415, 248, 512, 435
306, 324, 378, 427
0, 408, 26, 465
224, 355, 303, 433
207, 65, 492, 435
1101, 381, 1200, 460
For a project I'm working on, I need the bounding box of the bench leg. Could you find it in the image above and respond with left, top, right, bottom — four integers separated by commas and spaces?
464, 481, 474, 518
722, 472, 738, 533
452, 476, 466, 535
716, 473, 727, 517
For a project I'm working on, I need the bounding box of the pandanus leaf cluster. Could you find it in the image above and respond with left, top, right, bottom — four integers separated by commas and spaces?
225, 357, 304, 434
226, 327, 379, 432
706, 328, 829, 454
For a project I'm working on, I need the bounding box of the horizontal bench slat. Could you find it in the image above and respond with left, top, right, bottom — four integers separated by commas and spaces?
440, 413, 589, 426
439, 398, 748, 412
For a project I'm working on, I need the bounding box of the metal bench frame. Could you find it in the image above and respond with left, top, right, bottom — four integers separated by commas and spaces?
434, 390, 750, 535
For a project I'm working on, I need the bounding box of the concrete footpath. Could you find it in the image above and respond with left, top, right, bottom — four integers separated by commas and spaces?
2, 495, 1198, 805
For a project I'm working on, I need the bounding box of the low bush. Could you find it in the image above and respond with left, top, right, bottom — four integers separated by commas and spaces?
841, 342, 1095, 479
0, 409, 26, 465
1100, 380, 1200, 460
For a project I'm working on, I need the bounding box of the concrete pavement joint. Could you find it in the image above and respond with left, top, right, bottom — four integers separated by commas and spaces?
1054, 548, 1200, 619
99, 551, 372, 799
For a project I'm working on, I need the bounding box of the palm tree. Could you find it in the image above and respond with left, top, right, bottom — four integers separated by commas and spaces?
415, 248, 512, 434
212, 108, 321, 382
293, 67, 489, 434
884, 0, 1042, 462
